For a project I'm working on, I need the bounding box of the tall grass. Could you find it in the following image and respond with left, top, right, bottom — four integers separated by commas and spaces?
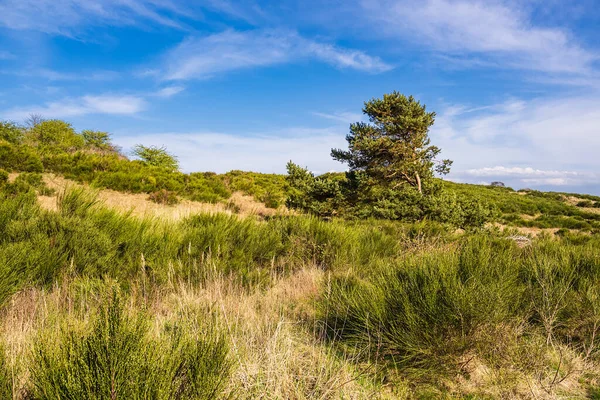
30, 287, 231, 400
319, 234, 600, 393
0, 183, 453, 297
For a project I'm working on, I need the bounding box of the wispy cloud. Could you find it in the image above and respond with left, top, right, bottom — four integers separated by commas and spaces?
360, 0, 598, 76
6, 68, 121, 81
462, 166, 597, 186
3, 94, 146, 120
313, 111, 364, 124
162, 29, 392, 80
114, 128, 348, 174
154, 86, 185, 98
433, 94, 600, 190
0, 0, 265, 35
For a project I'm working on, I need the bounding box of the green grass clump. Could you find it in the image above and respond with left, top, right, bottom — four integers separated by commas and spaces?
319, 234, 600, 378
30, 288, 231, 400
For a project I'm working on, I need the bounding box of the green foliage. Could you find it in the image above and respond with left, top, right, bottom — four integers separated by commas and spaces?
25, 120, 84, 152
0, 120, 24, 144
148, 189, 180, 205
0, 169, 8, 186
12, 172, 55, 196
319, 235, 600, 376
286, 162, 345, 217
41, 152, 231, 203
285, 93, 493, 227
331, 91, 451, 195
133, 144, 179, 173
446, 181, 600, 231
30, 288, 231, 399
286, 163, 495, 227
577, 200, 594, 208
0, 142, 44, 172
223, 170, 289, 208
81, 130, 115, 151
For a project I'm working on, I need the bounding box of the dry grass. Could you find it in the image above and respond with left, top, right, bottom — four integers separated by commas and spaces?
38, 173, 284, 220
0, 268, 389, 399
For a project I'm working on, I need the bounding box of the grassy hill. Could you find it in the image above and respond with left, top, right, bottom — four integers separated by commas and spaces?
2, 121, 600, 398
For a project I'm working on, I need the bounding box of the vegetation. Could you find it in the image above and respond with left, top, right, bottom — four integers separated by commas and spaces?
133, 144, 180, 173
286, 93, 492, 228
2, 92, 600, 397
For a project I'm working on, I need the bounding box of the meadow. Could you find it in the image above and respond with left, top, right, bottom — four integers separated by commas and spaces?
2, 119, 600, 398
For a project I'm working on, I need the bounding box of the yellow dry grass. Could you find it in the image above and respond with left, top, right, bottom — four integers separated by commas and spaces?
0, 268, 389, 399
38, 173, 283, 220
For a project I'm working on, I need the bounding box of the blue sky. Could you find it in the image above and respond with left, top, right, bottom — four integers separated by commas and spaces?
1, 0, 600, 193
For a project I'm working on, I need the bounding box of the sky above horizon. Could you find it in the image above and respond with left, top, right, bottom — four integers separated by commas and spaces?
1, 0, 599, 194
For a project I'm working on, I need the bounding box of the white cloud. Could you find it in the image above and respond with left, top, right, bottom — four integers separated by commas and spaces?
114, 129, 348, 174
433, 94, 600, 190
3, 94, 146, 120
313, 111, 364, 124
154, 86, 185, 98
162, 30, 391, 80
0, 0, 265, 35
458, 166, 600, 187
360, 0, 598, 76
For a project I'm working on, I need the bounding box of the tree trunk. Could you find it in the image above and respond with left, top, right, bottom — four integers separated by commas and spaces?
415, 172, 422, 194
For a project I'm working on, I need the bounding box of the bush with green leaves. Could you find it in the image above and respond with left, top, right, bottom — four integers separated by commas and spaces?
25, 120, 84, 152
81, 129, 117, 152
133, 144, 179, 173
0, 142, 44, 172
0, 120, 24, 144
30, 288, 231, 399
286, 163, 495, 228
223, 170, 289, 208
0, 169, 8, 186
318, 234, 600, 377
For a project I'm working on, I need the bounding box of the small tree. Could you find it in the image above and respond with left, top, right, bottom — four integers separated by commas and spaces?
331, 91, 452, 195
0, 120, 24, 144
81, 130, 114, 151
132, 145, 179, 172
25, 119, 84, 151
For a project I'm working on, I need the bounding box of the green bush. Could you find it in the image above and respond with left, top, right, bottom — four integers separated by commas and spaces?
224, 170, 289, 208
0, 142, 44, 172
30, 289, 231, 399
25, 120, 84, 152
149, 189, 180, 205
0, 120, 24, 144
577, 200, 594, 208
0, 169, 8, 186
318, 236, 600, 374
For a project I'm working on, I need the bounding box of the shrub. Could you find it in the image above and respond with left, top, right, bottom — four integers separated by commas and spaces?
319, 236, 523, 370
0, 142, 44, 172
0, 169, 8, 185
132, 145, 179, 173
0, 120, 24, 144
25, 120, 84, 152
149, 189, 180, 205
577, 200, 594, 208
30, 289, 231, 399
81, 129, 115, 151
